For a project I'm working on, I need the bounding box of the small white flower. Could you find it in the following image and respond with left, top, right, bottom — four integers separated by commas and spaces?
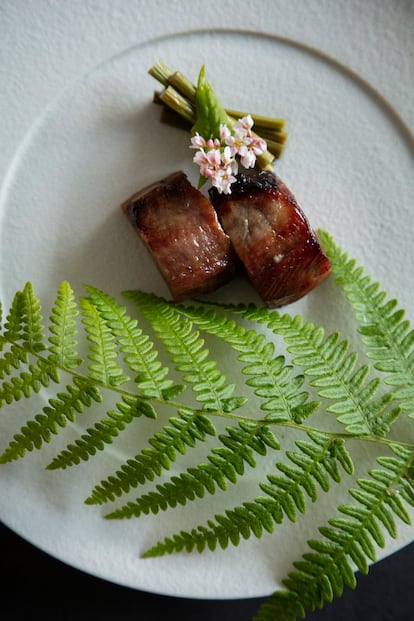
234, 114, 254, 133
189, 115, 267, 194
238, 144, 256, 169
211, 165, 237, 194
250, 135, 267, 155
190, 133, 206, 149
221, 146, 238, 173
219, 123, 231, 141
206, 148, 222, 170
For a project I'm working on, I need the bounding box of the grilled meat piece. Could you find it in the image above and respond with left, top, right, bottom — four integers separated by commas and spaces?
209, 170, 331, 307
121, 171, 236, 301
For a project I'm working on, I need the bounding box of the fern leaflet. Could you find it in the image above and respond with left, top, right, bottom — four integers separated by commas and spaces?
20, 282, 46, 353
46, 286, 189, 469
253, 445, 414, 620
2, 289, 26, 343
320, 230, 414, 418
237, 307, 400, 437
125, 290, 239, 411
0, 358, 59, 407
47, 394, 157, 470
103, 418, 279, 518
176, 302, 320, 424
142, 431, 354, 557
85, 407, 216, 504
48, 280, 81, 369
80, 297, 130, 387
84, 286, 177, 399
3, 284, 46, 352
0, 377, 103, 462
0, 344, 29, 381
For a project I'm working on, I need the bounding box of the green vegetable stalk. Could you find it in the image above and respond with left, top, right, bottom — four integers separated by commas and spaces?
148, 61, 287, 170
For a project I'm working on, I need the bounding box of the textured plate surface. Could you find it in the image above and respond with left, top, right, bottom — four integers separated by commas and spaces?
0, 27, 413, 599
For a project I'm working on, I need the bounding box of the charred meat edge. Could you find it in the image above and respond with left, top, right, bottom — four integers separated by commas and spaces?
121, 171, 237, 301
209, 170, 331, 307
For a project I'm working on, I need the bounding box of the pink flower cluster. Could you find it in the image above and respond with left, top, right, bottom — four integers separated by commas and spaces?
190, 115, 267, 194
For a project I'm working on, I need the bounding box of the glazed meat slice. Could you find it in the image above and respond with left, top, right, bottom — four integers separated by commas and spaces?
121, 171, 236, 301
209, 170, 331, 307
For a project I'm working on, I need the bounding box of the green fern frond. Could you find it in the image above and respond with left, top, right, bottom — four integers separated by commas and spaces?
48, 280, 81, 369
80, 297, 130, 387
176, 303, 320, 424
85, 407, 216, 504
104, 418, 279, 519
239, 308, 399, 437
0, 229, 413, 621
125, 291, 238, 411
0, 377, 102, 463
320, 229, 414, 418
254, 444, 414, 620
84, 286, 177, 399
142, 431, 353, 557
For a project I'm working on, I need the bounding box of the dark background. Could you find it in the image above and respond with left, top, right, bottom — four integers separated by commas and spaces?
1, 521, 412, 620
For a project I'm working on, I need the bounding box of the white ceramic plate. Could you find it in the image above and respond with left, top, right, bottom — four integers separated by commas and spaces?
0, 30, 413, 599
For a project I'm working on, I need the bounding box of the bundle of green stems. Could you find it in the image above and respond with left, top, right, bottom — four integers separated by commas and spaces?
149, 61, 288, 171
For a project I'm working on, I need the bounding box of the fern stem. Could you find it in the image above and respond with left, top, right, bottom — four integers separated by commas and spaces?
269, 421, 414, 452
5, 336, 414, 457
5, 329, 414, 457
186, 409, 414, 453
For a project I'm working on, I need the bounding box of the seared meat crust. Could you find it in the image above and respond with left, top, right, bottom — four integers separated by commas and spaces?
121, 171, 236, 301
209, 170, 331, 307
